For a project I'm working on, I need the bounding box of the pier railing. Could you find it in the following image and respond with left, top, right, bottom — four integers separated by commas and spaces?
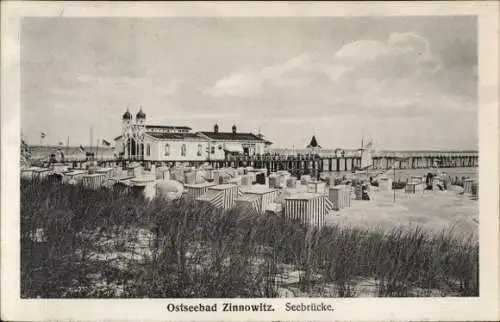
42, 150, 478, 178
47, 150, 479, 163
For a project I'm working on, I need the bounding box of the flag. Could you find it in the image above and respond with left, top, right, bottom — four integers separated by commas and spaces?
102, 139, 111, 147
40, 132, 46, 139
79, 144, 85, 152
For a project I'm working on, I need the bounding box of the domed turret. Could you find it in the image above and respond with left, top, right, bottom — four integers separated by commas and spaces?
136, 108, 146, 126
136, 108, 146, 120
122, 109, 132, 120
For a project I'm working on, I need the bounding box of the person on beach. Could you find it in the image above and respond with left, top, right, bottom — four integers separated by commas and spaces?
362, 184, 370, 200
57, 149, 65, 162
425, 172, 434, 191
441, 172, 449, 190
49, 153, 57, 163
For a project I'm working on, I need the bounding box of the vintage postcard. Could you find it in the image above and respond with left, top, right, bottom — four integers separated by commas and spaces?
1, 1, 499, 321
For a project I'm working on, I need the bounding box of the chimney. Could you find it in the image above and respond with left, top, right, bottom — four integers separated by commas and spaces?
232, 124, 237, 134
214, 124, 219, 133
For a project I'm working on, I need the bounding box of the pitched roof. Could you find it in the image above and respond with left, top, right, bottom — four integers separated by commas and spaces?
307, 135, 321, 148
114, 124, 192, 141
146, 125, 192, 130
200, 131, 269, 142
116, 130, 272, 143
146, 132, 204, 140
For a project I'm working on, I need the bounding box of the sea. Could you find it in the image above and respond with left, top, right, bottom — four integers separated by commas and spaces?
29, 145, 116, 160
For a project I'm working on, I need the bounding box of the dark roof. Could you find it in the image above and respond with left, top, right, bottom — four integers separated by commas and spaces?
146, 132, 203, 140
122, 110, 132, 120
200, 131, 269, 142
307, 135, 321, 148
145, 125, 192, 130
136, 108, 146, 119
114, 135, 122, 141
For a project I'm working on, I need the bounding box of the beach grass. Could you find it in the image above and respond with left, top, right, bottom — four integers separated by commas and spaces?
21, 178, 478, 298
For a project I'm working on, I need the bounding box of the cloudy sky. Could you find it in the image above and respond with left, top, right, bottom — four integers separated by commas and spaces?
21, 17, 477, 150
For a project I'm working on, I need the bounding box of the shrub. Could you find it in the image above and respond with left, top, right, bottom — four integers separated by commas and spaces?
21, 179, 479, 298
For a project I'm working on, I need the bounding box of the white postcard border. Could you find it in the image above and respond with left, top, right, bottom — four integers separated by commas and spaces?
1, 2, 499, 321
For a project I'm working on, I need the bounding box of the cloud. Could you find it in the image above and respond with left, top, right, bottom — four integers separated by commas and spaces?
340, 32, 441, 80
206, 32, 442, 100
165, 32, 473, 132
20, 18, 478, 150
334, 40, 389, 65
181, 37, 475, 149
207, 71, 263, 98
388, 32, 430, 53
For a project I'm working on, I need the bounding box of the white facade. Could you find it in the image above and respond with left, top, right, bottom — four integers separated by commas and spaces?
145, 136, 209, 161
115, 134, 210, 161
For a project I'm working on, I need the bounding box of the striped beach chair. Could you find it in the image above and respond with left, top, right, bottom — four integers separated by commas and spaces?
196, 184, 239, 209
196, 189, 224, 209
237, 186, 280, 214
234, 194, 261, 212
284, 193, 328, 229
184, 182, 216, 199
324, 196, 334, 213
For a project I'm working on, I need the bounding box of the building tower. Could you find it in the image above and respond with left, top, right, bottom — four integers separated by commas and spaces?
122, 108, 133, 157
136, 107, 146, 125
122, 108, 132, 130
122, 107, 146, 159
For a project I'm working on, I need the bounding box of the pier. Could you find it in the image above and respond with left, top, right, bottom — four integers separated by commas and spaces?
52, 150, 478, 178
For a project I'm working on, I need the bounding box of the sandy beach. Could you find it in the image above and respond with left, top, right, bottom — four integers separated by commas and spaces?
326, 185, 478, 239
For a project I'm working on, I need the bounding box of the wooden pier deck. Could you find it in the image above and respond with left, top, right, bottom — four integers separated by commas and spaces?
52, 150, 478, 179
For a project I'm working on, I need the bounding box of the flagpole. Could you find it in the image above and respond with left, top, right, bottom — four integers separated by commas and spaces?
394, 161, 397, 202
96, 138, 100, 160
66, 136, 70, 157
90, 127, 93, 155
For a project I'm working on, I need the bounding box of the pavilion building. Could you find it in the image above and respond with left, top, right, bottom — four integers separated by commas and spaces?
114, 108, 272, 161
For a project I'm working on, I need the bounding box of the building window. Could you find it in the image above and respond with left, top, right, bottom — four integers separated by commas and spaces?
197, 144, 202, 156
164, 143, 170, 156
211, 146, 215, 154
181, 144, 187, 157
146, 144, 151, 156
